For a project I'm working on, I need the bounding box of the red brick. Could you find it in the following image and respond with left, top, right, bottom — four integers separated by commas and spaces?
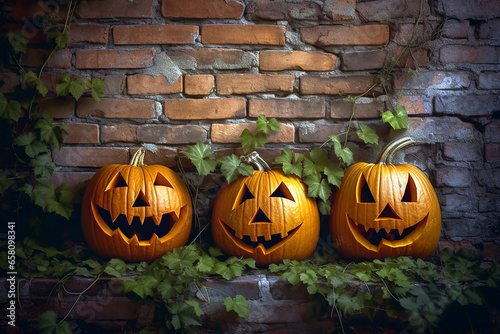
167, 49, 256, 70
357, 0, 431, 21
77, 98, 156, 119
202, 25, 286, 45
162, 0, 244, 19
38, 97, 75, 119
300, 75, 380, 95
442, 20, 470, 39
397, 95, 432, 115
165, 98, 246, 120
301, 25, 389, 46
70, 24, 109, 44
21, 49, 72, 68
259, 51, 336, 71
0, 71, 20, 93
184, 75, 214, 96
479, 72, 500, 89
75, 49, 156, 69
52, 147, 129, 167
393, 71, 471, 90
248, 98, 325, 118
485, 143, 500, 162
323, 0, 356, 20
211, 123, 294, 143
6, 0, 68, 21
52, 172, 95, 188
478, 19, 500, 40
139, 147, 178, 167
63, 123, 99, 144
137, 125, 207, 144
440, 45, 500, 64
298, 123, 345, 143
216, 74, 294, 95
331, 99, 385, 119
127, 75, 182, 95
341, 51, 387, 71
113, 25, 198, 45
101, 124, 138, 143
100, 75, 126, 95
250, 0, 321, 21
4, 23, 48, 44
437, 0, 500, 20
76, 0, 153, 19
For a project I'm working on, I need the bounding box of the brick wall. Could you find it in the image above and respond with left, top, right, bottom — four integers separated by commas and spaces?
2, 0, 499, 251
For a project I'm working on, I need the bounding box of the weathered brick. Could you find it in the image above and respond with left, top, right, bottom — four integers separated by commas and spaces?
479, 72, 500, 89
249, 98, 325, 118
38, 97, 75, 119
162, 0, 243, 19
216, 74, 294, 95
63, 123, 99, 144
167, 49, 257, 70
357, 0, 431, 21
323, 0, 356, 20
100, 74, 126, 95
184, 75, 214, 96
259, 51, 336, 72
101, 124, 138, 143
406, 117, 477, 143
301, 25, 389, 46
393, 71, 471, 90
485, 143, 500, 162
137, 125, 207, 144
53, 147, 129, 167
0, 71, 20, 93
211, 123, 294, 143
482, 242, 500, 262
113, 25, 198, 45
435, 95, 499, 116
341, 51, 387, 71
478, 19, 500, 40
52, 172, 95, 188
4, 23, 48, 44
202, 25, 286, 45
7, 0, 68, 21
436, 167, 473, 188
139, 147, 178, 167
21, 49, 72, 68
484, 120, 500, 143
441, 195, 474, 215
478, 168, 500, 188
440, 45, 500, 64
76, 0, 153, 19
397, 95, 432, 115
442, 20, 470, 39
165, 98, 246, 120
298, 123, 344, 143
70, 24, 109, 44
250, 0, 322, 21
127, 75, 182, 95
442, 142, 483, 162
75, 49, 156, 69
331, 98, 385, 119
300, 75, 380, 95
437, 0, 500, 20
77, 98, 156, 119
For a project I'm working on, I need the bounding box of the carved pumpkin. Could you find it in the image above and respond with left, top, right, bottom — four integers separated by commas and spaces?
330, 137, 441, 260
81, 148, 192, 261
212, 152, 320, 266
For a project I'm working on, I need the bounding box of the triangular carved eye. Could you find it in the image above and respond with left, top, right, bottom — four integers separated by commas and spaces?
402, 174, 417, 202
270, 182, 295, 202
154, 172, 174, 188
233, 184, 255, 209
106, 172, 128, 191
357, 174, 376, 203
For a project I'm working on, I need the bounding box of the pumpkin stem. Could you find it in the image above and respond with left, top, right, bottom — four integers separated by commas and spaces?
130, 147, 147, 167
241, 151, 271, 171
378, 137, 414, 165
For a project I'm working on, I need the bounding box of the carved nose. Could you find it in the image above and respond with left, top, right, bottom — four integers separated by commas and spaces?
376, 204, 401, 220
132, 190, 150, 207
250, 208, 272, 224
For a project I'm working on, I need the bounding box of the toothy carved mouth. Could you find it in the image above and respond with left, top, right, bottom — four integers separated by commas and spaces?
221, 222, 302, 253
94, 203, 179, 241
347, 213, 428, 249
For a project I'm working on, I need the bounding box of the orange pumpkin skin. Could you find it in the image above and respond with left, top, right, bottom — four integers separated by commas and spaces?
212, 167, 320, 266
330, 138, 441, 260
81, 149, 192, 262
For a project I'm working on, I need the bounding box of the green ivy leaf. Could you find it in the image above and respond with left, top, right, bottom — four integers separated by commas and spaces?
356, 123, 379, 145
56, 30, 71, 49
169, 300, 204, 329
56, 75, 85, 100
161, 245, 200, 270
329, 135, 353, 165
273, 148, 303, 177
381, 105, 409, 130
304, 174, 332, 203
323, 162, 344, 188
86, 77, 105, 102
7, 30, 27, 54
0, 95, 21, 122
30, 154, 56, 177
218, 154, 254, 183
181, 142, 217, 176
124, 275, 159, 299
35, 117, 67, 149
14, 132, 48, 158
36, 311, 72, 334
240, 128, 268, 154
224, 294, 249, 318
196, 254, 217, 273
255, 114, 280, 134
0, 170, 15, 193
104, 258, 135, 277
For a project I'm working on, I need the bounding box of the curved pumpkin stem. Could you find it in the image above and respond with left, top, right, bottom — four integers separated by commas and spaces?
378, 136, 414, 165
241, 151, 271, 171
130, 147, 147, 167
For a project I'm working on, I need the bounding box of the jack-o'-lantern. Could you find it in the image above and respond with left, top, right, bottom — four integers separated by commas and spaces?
330, 137, 441, 260
81, 147, 192, 262
212, 152, 320, 266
